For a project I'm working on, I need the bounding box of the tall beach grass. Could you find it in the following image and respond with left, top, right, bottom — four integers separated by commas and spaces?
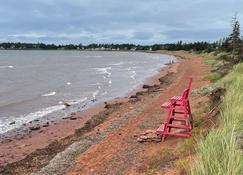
191, 63, 243, 175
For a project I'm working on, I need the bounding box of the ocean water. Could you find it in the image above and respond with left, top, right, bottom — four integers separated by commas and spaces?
0, 50, 176, 135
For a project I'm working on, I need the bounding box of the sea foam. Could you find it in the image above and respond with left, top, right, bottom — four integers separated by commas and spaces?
0, 104, 66, 134
42, 91, 56, 97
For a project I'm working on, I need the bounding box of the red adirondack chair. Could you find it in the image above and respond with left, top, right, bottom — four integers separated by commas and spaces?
157, 78, 193, 141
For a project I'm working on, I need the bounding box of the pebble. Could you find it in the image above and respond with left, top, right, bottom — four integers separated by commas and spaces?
29, 126, 41, 131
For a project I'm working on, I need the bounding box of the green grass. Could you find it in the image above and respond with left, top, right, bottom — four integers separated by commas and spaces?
191, 63, 243, 175
207, 72, 223, 82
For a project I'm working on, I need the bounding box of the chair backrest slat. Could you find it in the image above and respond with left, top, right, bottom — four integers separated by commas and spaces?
182, 78, 192, 100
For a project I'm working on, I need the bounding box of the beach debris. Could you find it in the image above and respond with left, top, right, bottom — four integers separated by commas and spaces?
29, 125, 41, 131
9, 121, 15, 125
136, 130, 162, 143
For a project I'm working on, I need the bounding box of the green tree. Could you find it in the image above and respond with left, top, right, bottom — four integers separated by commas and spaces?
229, 14, 241, 54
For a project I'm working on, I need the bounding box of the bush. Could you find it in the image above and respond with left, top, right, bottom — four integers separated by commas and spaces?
207, 72, 223, 82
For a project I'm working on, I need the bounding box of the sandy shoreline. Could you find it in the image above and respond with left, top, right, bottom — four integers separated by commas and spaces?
0, 51, 179, 168
0, 51, 211, 175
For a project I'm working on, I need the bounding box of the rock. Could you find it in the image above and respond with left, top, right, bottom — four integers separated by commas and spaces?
142, 84, 152, 89
64, 102, 71, 107
137, 138, 145, 142
130, 95, 137, 99
70, 117, 77, 120
137, 129, 162, 143
104, 103, 111, 109
29, 126, 40, 131
43, 122, 49, 127
143, 129, 156, 135
9, 121, 15, 125
91, 99, 97, 102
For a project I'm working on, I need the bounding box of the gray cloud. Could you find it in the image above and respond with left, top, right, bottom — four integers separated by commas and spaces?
0, 0, 242, 44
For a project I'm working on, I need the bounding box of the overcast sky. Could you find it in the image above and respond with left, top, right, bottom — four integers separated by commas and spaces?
0, 0, 242, 44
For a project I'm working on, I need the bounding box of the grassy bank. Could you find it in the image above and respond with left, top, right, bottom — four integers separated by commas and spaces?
191, 53, 243, 175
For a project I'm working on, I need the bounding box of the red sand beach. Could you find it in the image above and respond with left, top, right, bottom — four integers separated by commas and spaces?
0, 51, 210, 175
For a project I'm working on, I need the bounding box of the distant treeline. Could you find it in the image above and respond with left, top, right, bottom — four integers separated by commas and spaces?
0, 40, 231, 52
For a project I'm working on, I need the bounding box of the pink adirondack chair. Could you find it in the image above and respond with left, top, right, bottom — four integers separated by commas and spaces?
157, 78, 193, 141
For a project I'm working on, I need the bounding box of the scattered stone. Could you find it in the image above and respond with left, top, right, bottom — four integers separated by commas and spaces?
137, 129, 161, 143
136, 91, 144, 96
70, 117, 77, 120
142, 84, 152, 89
9, 121, 15, 125
130, 95, 137, 99
43, 122, 49, 127
29, 125, 41, 131
91, 99, 97, 102
64, 102, 71, 107
104, 103, 109, 108
34, 119, 39, 122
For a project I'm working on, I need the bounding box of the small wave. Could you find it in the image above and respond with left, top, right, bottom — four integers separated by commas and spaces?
65, 97, 88, 105
85, 56, 103, 58
100, 91, 108, 96
130, 71, 136, 80
0, 65, 14, 69
42, 91, 56, 97
94, 67, 112, 77
66, 82, 72, 85
0, 104, 66, 134
110, 62, 124, 66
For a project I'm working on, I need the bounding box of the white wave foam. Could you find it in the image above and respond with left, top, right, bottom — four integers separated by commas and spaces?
66, 82, 71, 85
108, 80, 112, 84
0, 104, 66, 134
100, 91, 108, 96
130, 70, 136, 80
42, 91, 56, 97
94, 67, 112, 77
92, 90, 99, 99
85, 56, 103, 58
66, 97, 88, 105
110, 62, 124, 66
0, 65, 14, 69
